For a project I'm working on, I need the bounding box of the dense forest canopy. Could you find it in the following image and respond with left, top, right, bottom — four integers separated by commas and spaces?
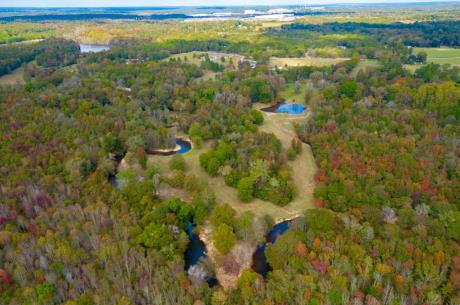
0, 4, 459, 305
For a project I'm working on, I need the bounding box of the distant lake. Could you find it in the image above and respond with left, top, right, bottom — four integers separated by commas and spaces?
80, 44, 110, 53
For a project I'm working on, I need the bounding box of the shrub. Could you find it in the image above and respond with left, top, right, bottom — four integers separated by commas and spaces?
237, 177, 255, 202
214, 224, 236, 254
210, 204, 236, 228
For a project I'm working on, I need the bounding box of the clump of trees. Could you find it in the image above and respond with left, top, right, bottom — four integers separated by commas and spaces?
0, 38, 79, 76
200, 132, 295, 206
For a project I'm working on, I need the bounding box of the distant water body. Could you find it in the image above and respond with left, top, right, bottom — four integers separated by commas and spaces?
80, 44, 110, 54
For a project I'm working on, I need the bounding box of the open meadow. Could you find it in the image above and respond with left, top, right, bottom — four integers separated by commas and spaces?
414, 47, 460, 66
269, 55, 349, 68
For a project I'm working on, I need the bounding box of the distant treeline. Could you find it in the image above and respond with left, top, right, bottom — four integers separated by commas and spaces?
0, 13, 190, 22
0, 39, 79, 76
280, 21, 460, 47
0, 11, 333, 22
103, 39, 251, 62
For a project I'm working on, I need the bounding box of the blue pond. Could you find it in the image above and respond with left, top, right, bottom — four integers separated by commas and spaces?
252, 220, 291, 277
175, 139, 191, 154
277, 103, 305, 115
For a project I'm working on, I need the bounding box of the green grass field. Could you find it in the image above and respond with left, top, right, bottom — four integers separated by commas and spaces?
165, 51, 244, 69
413, 47, 460, 66
280, 82, 306, 104
269, 56, 349, 68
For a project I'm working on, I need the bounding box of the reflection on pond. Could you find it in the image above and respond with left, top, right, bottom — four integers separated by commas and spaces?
80, 44, 110, 53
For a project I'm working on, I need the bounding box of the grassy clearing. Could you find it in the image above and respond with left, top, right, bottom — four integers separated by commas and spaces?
146, 142, 304, 222
165, 51, 244, 69
413, 47, 460, 66
0, 67, 25, 87
351, 59, 381, 77
280, 82, 306, 104
306, 47, 348, 58
140, 105, 316, 222
269, 56, 349, 68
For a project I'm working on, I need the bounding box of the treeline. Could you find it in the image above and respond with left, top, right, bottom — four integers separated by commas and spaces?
106, 39, 254, 62
282, 20, 460, 47
0, 13, 190, 22
0, 38, 79, 76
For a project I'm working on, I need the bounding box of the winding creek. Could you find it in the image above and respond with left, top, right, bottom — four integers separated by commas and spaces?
184, 223, 206, 269
109, 134, 297, 282
183, 219, 293, 283
184, 224, 219, 286
251, 220, 292, 277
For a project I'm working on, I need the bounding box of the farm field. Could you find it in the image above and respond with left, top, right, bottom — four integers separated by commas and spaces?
413, 47, 460, 66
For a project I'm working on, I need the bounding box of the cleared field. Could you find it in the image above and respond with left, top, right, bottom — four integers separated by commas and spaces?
413, 47, 460, 66
0, 67, 25, 87
351, 59, 381, 77
280, 82, 307, 104
269, 56, 349, 68
165, 51, 244, 69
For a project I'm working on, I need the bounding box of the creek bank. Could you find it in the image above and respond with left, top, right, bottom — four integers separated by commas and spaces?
198, 216, 299, 288
184, 223, 218, 286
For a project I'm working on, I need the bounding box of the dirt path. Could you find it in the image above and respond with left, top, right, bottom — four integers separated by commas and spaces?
143, 104, 317, 222
255, 104, 317, 219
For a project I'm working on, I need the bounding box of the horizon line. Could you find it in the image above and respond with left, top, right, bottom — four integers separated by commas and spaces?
2, 1, 460, 9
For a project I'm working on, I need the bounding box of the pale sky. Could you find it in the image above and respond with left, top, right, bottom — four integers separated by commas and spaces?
1, 0, 457, 8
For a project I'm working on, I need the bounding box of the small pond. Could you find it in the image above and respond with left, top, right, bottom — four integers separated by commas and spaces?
260, 103, 306, 115
252, 220, 291, 277
80, 44, 110, 54
175, 138, 191, 154
277, 103, 305, 115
